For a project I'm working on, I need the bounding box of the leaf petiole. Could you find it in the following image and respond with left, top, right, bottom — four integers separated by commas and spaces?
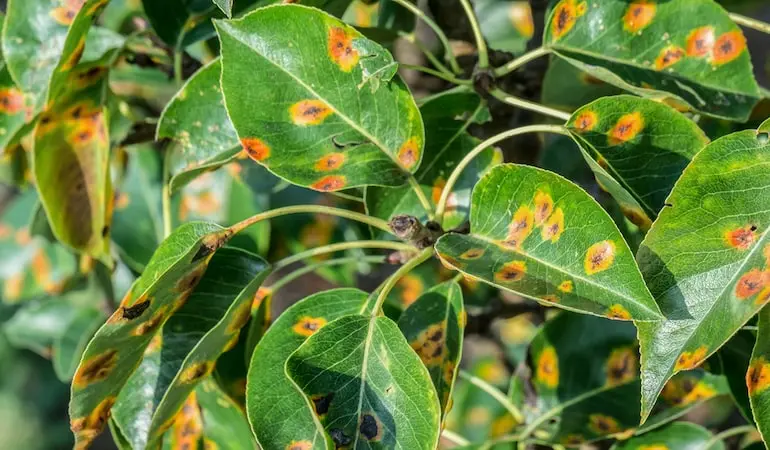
729, 12, 770, 35
269, 255, 387, 293
458, 370, 524, 424
273, 240, 414, 271
372, 247, 433, 315
400, 64, 471, 86
489, 88, 572, 122
229, 205, 394, 236
459, 0, 489, 69
494, 46, 551, 78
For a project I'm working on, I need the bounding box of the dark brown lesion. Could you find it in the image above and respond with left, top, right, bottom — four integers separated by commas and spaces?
121, 299, 150, 320
311, 392, 334, 416
359, 413, 381, 441
74, 350, 118, 387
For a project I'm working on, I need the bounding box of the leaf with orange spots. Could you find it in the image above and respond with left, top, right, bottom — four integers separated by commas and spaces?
541, 57, 623, 114
544, 0, 761, 121
566, 96, 708, 227
475, 0, 534, 54
435, 164, 660, 321
748, 307, 770, 444
610, 422, 725, 450
636, 120, 770, 422
287, 314, 441, 450
69, 221, 233, 448
246, 289, 369, 450
366, 90, 498, 232
217, 5, 424, 191
111, 247, 269, 449
397, 280, 464, 420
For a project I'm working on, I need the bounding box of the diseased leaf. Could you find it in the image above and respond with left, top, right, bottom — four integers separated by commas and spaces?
366, 90, 500, 231
385, 259, 444, 312
0, 62, 30, 152
397, 280, 464, 419
286, 314, 441, 450
474, 0, 534, 54
748, 307, 770, 445
636, 120, 770, 421
565, 95, 709, 228
610, 422, 725, 450
247, 288, 369, 450
112, 247, 269, 449
196, 379, 257, 449
544, 0, 761, 121
435, 164, 660, 321
53, 308, 104, 381
68, 221, 233, 449
217, 5, 424, 191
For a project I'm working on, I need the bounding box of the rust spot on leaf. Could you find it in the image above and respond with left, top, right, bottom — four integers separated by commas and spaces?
328, 26, 359, 72
315, 152, 345, 171
0, 88, 24, 115
686, 26, 715, 57
606, 304, 631, 320
557, 280, 573, 293
655, 45, 685, 71
410, 323, 446, 366
121, 299, 150, 320
572, 110, 598, 133
494, 261, 527, 283
227, 301, 253, 334
398, 137, 420, 170
562, 435, 585, 446
551, 0, 585, 40
661, 375, 716, 406
73, 349, 118, 387
725, 225, 756, 250
360, 413, 383, 441
588, 414, 621, 435
674, 345, 708, 371
132, 306, 168, 336
623, 1, 656, 33
171, 392, 203, 449
252, 286, 273, 311
311, 175, 347, 191
540, 294, 560, 304
713, 31, 746, 65
505, 205, 534, 248
584, 240, 616, 275
286, 442, 312, 450
534, 191, 554, 225
735, 269, 766, 299
460, 248, 485, 260
311, 392, 334, 418
398, 275, 424, 307
180, 361, 215, 384
608, 112, 644, 145
606, 347, 638, 386
536, 346, 559, 388
241, 138, 270, 161
290, 99, 333, 126
293, 316, 327, 337
620, 205, 652, 231
70, 395, 115, 448
541, 207, 565, 243
509, 2, 534, 38
747, 357, 770, 395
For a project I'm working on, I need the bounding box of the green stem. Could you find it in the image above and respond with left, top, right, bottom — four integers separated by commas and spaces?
434, 124, 570, 222
705, 425, 756, 449
441, 430, 471, 446
229, 205, 394, 237
490, 88, 572, 122
161, 148, 173, 238
372, 248, 433, 315
494, 46, 551, 77
398, 31, 454, 77
400, 64, 471, 86
327, 190, 364, 203
459, 0, 488, 68
406, 175, 435, 219
458, 370, 524, 424
390, 0, 463, 74
269, 255, 386, 293
730, 12, 770, 35
273, 240, 414, 271
173, 50, 184, 86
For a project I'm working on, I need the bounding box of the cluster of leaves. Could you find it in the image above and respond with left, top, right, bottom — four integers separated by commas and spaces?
0, 0, 769, 449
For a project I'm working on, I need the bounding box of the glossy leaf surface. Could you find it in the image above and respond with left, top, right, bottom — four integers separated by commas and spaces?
196, 379, 257, 449
475, 0, 534, 54
287, 314, 441, 450
397, 280, 464, 418
636, 121, 770, 421
718, 330, 754, 421
541, 57, 622, 113
366, 90, 499, 231
214, 0, 234, 17
247, 288, 369, 450
544, 0, 761, 120
217, 5, 424, 191
566, 95, 709, 227
435, 164, 660, 321
112, 247, 269, 449
68, 221, 232, 448
611, 422, 724, 450
749, 306, 770, 445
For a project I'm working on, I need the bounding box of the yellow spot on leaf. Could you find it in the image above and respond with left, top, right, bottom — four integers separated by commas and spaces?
491, 414, 517, 437
534, 191, 554, 225
606, 347, 638, 386
674, 345, 708, 371
620, 205, 652, 231
171, 392, 203, 449
180, 361, 215, 384
397, 274, 424, 308
460, 248, 485, 260
536, 346, 559, 388
252, 286, 273, 311
687, 26, 715, 57
655, 45, 685, 71
640, 445, 669, 450
73, 349, 118, 388
606, 304, 631, 320
328, 26, 359, 72
311, 175, 347, 191
540, 294, 560, 304
398, 137, 420, 170
495, 260, 527, 283
588, 414, 621, 435
241, 137, 270, 161
410, 323, 446, 366
290, 99, 333, 126
293, 316, 327, 337
558, 280, 573, 293
478, 360, 507, 384
608, 112, 644, 145
747, 357, 770, 395
713, 31, 746, 65
286, 441, 313, 450
584, 240, 616, 275
2, 272, 23, 302
541, 207, 565, 243
70, 395, 115, 449
572, 110, 598, 133
725, 225, 756, 250
551, 0, 586, 40
315, 152, 345, 171
505, 205, 534, 248
623, 1, 656, 33
509, 2, 534, 38
661, 375, 716, 406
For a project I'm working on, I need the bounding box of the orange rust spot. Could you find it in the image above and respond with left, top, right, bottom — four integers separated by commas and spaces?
0, 88, 24, 115
398, 137, 420, 170
460, 248, 485, 260
674, 345, 708, 371
505, 205, 534, 248
62, 38, 86, 71
410, 323, 446, 366
31, 249, 57, 294
757, 285, 770, 306
725, 225, 756, 250
398, 274, 424, 307
290, 99, 333, 126
686, 26, 715, 57
180, 361, 215, 384
662, 375, 717, 406
431, 177, 457, 211
70, 396, 116, 448
536, 346, 559, 388
0, 223, 11, 239
534, 191, 554, 225
114, 192, 130, 210
541, 207, 564, 243
293, 316, 327, 337
241, 138, 270, 161
765, 244, 770, 266
328, 26, 359, 72
315, 152, 345, 171
562, 435, 585, 446
171, 392, 203, 449
494, 260, 527, 283
252, 286, 272, 311
606, 304, 631, 320
747, 357, 770, 395
621, 205, 652, 231
608, 112, 644, 145
606, 347, 638, 386
286, 441, 313, 450
310, 175, 346, 191
509, 2, 534, 38
655, 45, 685, 71
585, 240, 616, 275
14, 228, 30, 244
551, 0, 585, 40
73, 349, 118, 387
558, 280, 573, 293
713, 31, 746, 65
132, 306, 168, 336
227, 301, 253, 334
588, 414, 621, 435
623, 1, 656, 33
75, 66, 106, 87
2, 273, 23, 302
735, 269, 765, 299
51, 6, 77, 25
540, 294, 560, 304
572, 110, 598, 133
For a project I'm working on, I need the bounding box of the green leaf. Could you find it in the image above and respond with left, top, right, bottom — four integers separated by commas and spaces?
246, 288, 369, 450
68, 221, 232, 448
286, 314, 441, 449
196, 379, 257, 449
636, 120, 770, 421
610, 422, 724, 450
717, 330, 755, 421
397, 280, 464, 419
0, 63, 30, 151
112, 246, 269, 449
474, 0, 534, 54
435, 164, 660, 321
544, 0, 761, 121
53, 308, 104, 381
541, 56, 622, 113
217, 4, 424, 192
141, 0, 215, 46
366, 90, 499, 231
377, 0, 415, 33
214, 0, 234, 17
565, 95, 709, 228
3, 300, 79, 356
748, 307, 770, 445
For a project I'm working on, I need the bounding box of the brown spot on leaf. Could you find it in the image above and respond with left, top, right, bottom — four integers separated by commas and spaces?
398, 137, 420, 170
661, 375, 716, 406
460, 248, 485, 260
725, 225, 756, 250
541, 207, 564, 243
0, 88, 24, 115
735, 269, 765, 299
551, 0, 585, 40
608, 112, 644, 145
623, 1, 656, 33
180, 361, 215, 384
329, 428, 352, 448
328, 27, 359, 72
588, 414, 621, 435
606, 347, 638, 386
713, 31, 746, 65
315, 152, 345, 171
494, 261, 527, 283
584, 240, 616, 275
73, 350, 118, 387
311, 392, 334, 417
536, 346, 559, 388
241, 138, 270, 161
674, 345, 708, 371
686, 26, 715, 57
534, 191, 554, 225
606, 304, 632, 320
505, 205, 534, 248
359, 413, 382, 441
410, 323, 446, 366
747, 357, 770, 395
290, 99, 333, 126
293, 316, 327, 337
655, 45, 685, 71
572, 110, 598, 133
132, 306, 168, 336
121, 299, 150, 320
70, 396, 115, 448
311, 175, 347, 191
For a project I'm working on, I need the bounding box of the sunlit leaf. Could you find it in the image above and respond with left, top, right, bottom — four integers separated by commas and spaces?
436, 164, 660, 321
636, 119, 770, 421
748, 307, 770, 445
544, 0, 761, 120
247, 288, 369, 450
217, 5, 424, 191
610, 422, 724, 450
475, 0, 534, 54
68, 221, 233, 448
287, 314, 441, 449
196, 378, 257, 449
565, 95, 709, 228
